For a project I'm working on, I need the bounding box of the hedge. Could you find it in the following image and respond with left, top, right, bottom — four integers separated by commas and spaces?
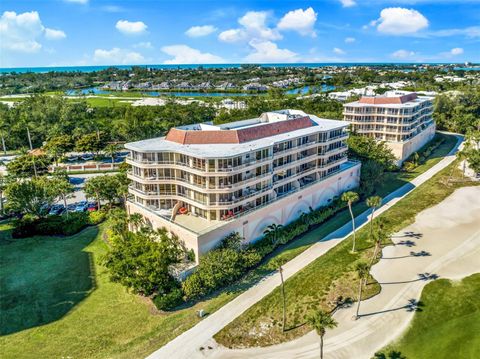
12, 211, 106, 238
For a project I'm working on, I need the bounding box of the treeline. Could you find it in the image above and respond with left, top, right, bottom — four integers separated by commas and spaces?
0, 94, 343, 151
434, 88, 480, 134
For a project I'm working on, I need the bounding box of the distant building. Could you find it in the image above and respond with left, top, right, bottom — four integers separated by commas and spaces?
343, 91, 435, 165
125, 110, 360, 261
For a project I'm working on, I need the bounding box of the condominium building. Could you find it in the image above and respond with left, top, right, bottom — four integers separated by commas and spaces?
125, 110, 360, 262
343, 91, 436, 165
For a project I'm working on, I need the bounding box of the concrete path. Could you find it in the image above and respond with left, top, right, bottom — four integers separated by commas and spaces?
212, 186, 480, 358
146, 134, 463, 359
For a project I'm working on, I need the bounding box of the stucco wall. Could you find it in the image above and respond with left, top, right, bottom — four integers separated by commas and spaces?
127, 162, 361, 262
387, 125, 436, 165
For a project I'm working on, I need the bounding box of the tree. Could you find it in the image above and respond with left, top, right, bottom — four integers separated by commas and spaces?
50, 177, 74, 217
341, 191, 359, 253
103, 228, 184, 296
43, 135, 73, 165
369, 221, 389, 268
129, 213, 144, 232
306, 309, 338, 359
0, 173, 7, 214
359, 160, 385, 196
104, 143, 120, 166
5, 177, 57, 217
84, 176, 103, 210
75, 132, 104, 156
355, 261, 370, 319
263, 223, 287, 331
6, 154, 51, 178
366, 196, 382, 239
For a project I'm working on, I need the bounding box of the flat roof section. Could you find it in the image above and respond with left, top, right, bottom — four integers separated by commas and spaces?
125, 110, 348, 158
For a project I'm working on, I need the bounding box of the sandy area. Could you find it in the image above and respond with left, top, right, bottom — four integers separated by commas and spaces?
210, 186, 480, 359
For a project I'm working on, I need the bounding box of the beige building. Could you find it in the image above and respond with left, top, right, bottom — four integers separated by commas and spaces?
343, 91, 436, 165
125, 110, 360, 262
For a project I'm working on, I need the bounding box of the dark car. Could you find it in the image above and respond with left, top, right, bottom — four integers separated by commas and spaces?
66, 203, 77, 212
74, 201, 88, 212
87, 202, 98, 211
49, 204, 65, 216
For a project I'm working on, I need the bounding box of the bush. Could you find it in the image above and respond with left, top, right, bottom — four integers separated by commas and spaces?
153, 287, 184, 311
11, 211, 107, 238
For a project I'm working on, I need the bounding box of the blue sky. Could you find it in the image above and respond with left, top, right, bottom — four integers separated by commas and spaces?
1, 0, 479, 67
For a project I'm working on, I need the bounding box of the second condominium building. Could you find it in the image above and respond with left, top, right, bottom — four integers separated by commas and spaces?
343, 91, 436, 165
125, 110, 360, 262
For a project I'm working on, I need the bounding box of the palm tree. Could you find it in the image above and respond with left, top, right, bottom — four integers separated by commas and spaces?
354, 261, 370, 320
263, 223, 287, 330
104, 143, 120, 168
307, 309, 338, 359
129, 213, 144, 232
369, 224, 388, 268
341, 191, 359, 253
366, 196, 382, 239
0, 173, 6, 214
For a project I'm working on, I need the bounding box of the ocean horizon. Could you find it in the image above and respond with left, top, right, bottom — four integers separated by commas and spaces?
1, 62, 476, 74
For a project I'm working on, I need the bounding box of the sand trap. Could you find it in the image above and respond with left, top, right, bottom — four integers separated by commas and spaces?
210, 186, 480, 359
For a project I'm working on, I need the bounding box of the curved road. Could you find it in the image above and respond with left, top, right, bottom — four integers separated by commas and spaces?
147, 134, 463, 359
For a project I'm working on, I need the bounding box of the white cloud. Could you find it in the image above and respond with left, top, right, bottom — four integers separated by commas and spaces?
218, 28, 247, 43
339, 0, 356, 7
133, 41, 153, 49
0, 11, 66, 53
333, 47, 346, 55
63, 0, 88, 4
45, 28, 66, 40
219, 10, 280, 43
391, 49, 416, 59
430, 26, 480, 38
244, 40, 298, 63
450, 47, 464, 55
374, 7, 428, 35
115, 20, 147, 35
277, 7, 317, 37
93, 48, 145, 64
161, 45, 225, 64
345, 37, 356, 43
185, 25, 217, 38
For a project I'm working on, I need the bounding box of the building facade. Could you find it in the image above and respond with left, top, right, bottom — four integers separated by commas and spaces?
343, 91, 436, 165
125, 110, 360, 262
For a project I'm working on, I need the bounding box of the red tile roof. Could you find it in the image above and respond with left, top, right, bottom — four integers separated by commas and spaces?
165, 116, 313, 145
359, 93, 418, 105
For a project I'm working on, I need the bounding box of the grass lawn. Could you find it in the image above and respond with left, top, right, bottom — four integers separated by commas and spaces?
375, 274, 480, 359
0, 133, 460, 358
214, 158, 478, 348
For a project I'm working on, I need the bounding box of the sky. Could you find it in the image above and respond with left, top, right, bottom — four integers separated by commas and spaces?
1, 0, 479, 68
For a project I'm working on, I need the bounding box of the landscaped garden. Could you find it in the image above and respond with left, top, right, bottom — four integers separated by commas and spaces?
213, 159, 479, 348
0, 133, 463, 359
374, 274, 480, 359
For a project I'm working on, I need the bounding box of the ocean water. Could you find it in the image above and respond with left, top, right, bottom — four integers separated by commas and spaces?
0, 62, 456, 74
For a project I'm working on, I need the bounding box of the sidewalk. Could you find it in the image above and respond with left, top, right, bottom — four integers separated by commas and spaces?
147, 134, 463, 359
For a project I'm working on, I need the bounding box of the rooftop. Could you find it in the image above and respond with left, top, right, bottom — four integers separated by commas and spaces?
125, 110, 347, 158
345, 91, 433, 108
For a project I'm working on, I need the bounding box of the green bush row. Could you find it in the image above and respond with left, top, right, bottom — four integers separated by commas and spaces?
172, 198, 346, 304
12, 211, 106, 238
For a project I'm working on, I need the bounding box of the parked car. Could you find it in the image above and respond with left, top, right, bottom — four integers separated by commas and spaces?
66, 203, 77, 212
49, 204, 65, 216
74, 201, 88, 212
67, 156, 79, 162
40, 204, 51, 216
81, 154, 94, 161
87, 202, 98, 211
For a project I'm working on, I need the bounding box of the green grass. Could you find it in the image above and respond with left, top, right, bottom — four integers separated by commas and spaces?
214, 159, 478, 348
376, 274, 480, 359
0, 224, 240, 359
0, 133, 460, 358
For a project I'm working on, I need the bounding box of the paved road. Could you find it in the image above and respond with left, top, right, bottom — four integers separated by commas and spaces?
147, 134, 463, 359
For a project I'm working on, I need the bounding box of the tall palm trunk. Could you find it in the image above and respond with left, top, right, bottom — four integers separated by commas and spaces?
96, 192, 101, 210
280, 265, 287, 332
369, 207, 376, 239
369, 241, 380, 268
320, 335, 324, 359
62, 194, 69, 218
349, 202, 356, 252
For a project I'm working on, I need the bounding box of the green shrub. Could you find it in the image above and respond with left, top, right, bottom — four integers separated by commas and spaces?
88, 210, 106, 225
153, 288, 184, 311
